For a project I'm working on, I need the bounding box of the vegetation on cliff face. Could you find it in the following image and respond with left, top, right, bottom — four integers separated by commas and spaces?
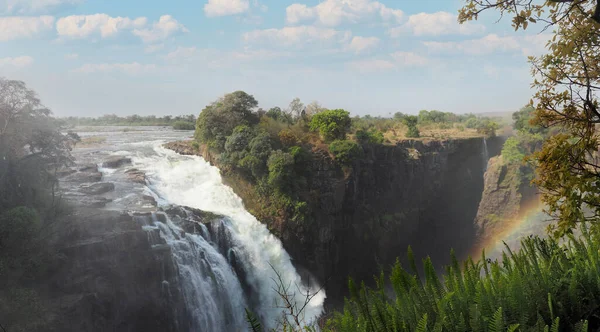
0, 78, 77, 330
460, 0, 600, 238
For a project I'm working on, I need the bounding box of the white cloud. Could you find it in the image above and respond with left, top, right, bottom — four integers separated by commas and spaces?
164, 46, 291, 68
0, 15, 54, 41
204, 0, 249, 17
346, 36, 379, 53
132, 15, 188, 43
285, 0, 403, 26
145, 43, 165, 53
164, 46, 198, 61
56, 13, 147, 39
72, 62, 157, 75
347, 59, 395, 73
390, 11, 485, 37
424, 34, 521, 55
1, 0, 82, 14
243, 25, 351, 47
390, 51, 428, 66
64, 53, 78, 59
347, 51, 428, 73
521, 33, 551, 56
0, 55, 34, 68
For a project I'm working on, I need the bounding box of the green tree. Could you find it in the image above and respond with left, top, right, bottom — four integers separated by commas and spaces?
403, 115, 420, 138
309, 109, 352, 141
459, 0, 600, 236
195, 91, 259, 151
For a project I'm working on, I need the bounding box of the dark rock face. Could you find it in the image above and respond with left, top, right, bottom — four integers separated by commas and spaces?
283, 138, 495, 303
44, 208, 187, 332
78, 182, 115, 195
102, 156, 132, 168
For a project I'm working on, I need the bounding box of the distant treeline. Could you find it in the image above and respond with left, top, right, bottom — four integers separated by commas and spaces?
61, 114, 197, 129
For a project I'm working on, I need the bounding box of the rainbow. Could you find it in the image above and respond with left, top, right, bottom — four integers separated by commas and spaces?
470, 197, 548, 261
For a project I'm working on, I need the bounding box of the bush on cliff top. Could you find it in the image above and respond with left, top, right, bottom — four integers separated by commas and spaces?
309, 109, 351, 142
329, 140, 362, 165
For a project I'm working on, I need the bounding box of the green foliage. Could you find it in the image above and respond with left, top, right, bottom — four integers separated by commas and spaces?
329, 140, 362, 165
267, 150, 296, 194
309, 109, 351, 142
266, 106, 292, 124
326, 226, 600, 332
172, 121, 195, 130
476, 119, 500, 137
356, 128, 384, 144
501, 137, 526, 164
195, 91, 259, 151
191, 141, 200, 150
403, 115, 420, 138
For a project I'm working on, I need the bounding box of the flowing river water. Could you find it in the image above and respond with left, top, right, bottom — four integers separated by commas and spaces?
64, 126, 325, 331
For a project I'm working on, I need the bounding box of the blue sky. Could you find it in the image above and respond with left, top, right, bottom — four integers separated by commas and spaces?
0, 0, 550, 117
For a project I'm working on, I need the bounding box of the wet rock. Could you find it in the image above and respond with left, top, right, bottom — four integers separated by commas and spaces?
78, 196, 112, 208
78, 182, 115, 195
55, 167, 77, 178
142, 195, 157, 206
78, 164, 98, 172
63, 172, 103, 183
125, 168, 146, 184
101, 156, 131, 168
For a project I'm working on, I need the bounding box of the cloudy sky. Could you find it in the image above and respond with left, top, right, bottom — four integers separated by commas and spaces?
1, 0, 549, 117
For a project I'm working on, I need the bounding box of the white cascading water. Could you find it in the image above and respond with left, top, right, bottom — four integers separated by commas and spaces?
482, 137, 489, 171
132, 144, 326, 331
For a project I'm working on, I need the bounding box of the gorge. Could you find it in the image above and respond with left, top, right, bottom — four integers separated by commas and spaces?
14, 125, 543, 331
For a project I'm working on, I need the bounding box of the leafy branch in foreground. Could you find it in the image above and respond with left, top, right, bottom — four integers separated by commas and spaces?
324, 225, 600, 331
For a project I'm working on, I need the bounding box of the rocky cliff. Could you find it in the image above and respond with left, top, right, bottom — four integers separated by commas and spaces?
166, 137, 505, 305
473, 155, 540, 255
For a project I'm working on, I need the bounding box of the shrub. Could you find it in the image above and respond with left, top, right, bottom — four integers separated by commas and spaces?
355, 129, 384, 144
309, 109, 351, 142
172, 121, 195, 130
329, 140, 362, 165
191, 141, 200, 150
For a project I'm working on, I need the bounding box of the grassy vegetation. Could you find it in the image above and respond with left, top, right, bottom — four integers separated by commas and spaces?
322, 226, 598, 332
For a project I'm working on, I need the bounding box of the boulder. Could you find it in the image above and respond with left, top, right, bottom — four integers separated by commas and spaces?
101, 156, 131, 168
125, 168, 146, 184
78, 164, 99, 172
78, 182, 115, 195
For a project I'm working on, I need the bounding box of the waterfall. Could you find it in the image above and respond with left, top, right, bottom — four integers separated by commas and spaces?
131, 144, 326, 331
482, 137, 489, 171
